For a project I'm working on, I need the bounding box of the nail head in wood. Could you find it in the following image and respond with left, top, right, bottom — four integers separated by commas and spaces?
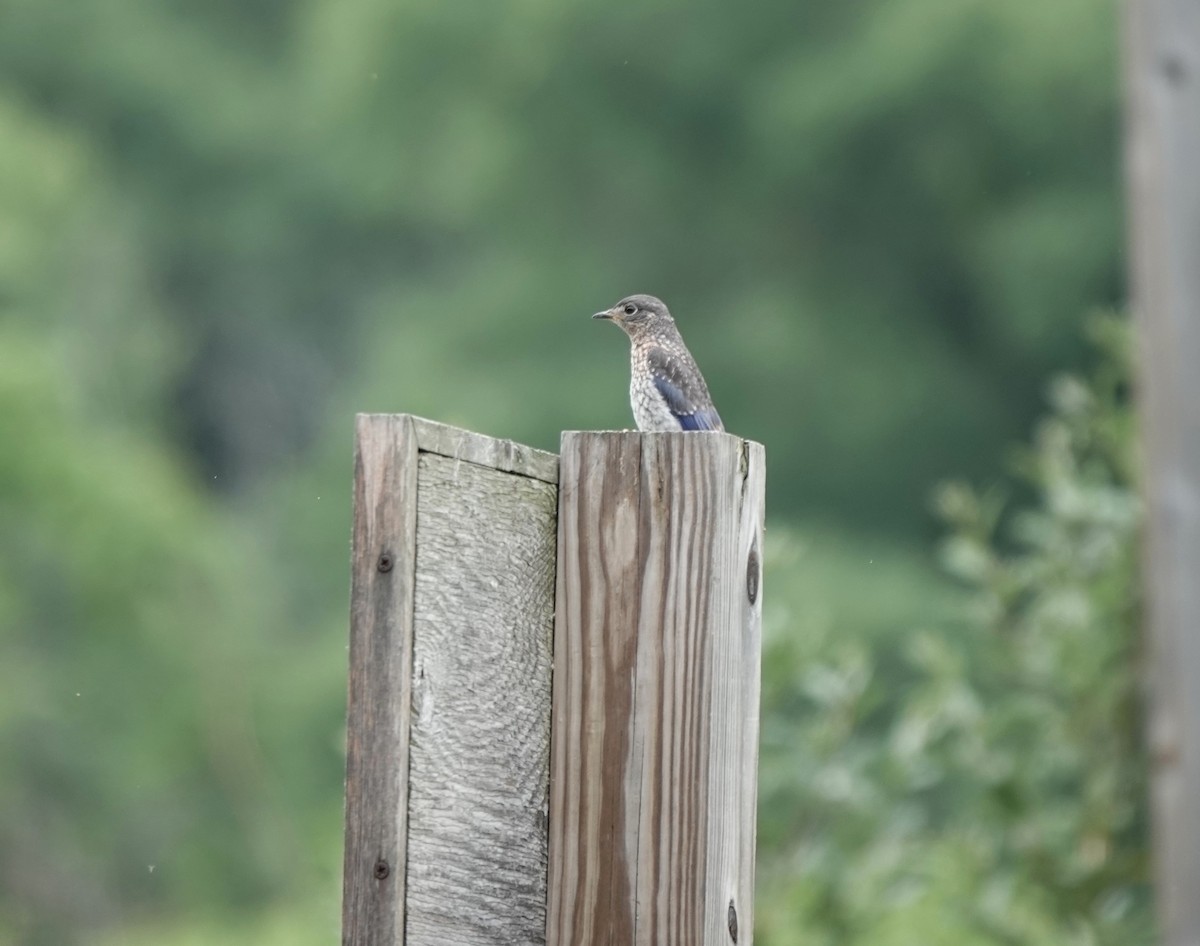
373, 858, 390, 880
377, 552, 393, 573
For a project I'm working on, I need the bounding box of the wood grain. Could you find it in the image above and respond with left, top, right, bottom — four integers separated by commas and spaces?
406, 452, 557, 946
547, 431, 766, 946
1123, 3, 1200, 941
343, 415, 558, 946
343, 414, 419, 946
409, 414, 559, 484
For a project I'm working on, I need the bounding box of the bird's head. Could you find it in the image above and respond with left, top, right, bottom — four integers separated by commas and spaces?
592, 294, 673, 339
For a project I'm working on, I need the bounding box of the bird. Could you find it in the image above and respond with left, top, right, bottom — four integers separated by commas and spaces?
592, 293, 724, 433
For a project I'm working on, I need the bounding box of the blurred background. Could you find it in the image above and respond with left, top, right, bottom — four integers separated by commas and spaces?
0, 0, 1150, 943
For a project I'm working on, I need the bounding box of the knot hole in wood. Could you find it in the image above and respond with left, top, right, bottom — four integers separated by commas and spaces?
746, 544, 760, 605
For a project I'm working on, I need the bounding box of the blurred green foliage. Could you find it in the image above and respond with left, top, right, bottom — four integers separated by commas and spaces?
0, 0, 1145, 942
0, 0, 1120, 527
757, 318, 1150, 944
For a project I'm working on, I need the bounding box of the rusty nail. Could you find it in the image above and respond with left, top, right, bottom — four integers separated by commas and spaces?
374, 858, 390, 880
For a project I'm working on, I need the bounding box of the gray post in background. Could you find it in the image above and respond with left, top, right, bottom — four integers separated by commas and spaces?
342, 415, 559, 946
1123, 1, 1200, 942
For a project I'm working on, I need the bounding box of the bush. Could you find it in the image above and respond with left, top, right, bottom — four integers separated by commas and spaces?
756, 315, 1151, 945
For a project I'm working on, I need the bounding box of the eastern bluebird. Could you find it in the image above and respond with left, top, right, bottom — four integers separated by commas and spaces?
592, 294, 724, 433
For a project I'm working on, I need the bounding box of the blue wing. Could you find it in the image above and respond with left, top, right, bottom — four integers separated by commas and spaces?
651, 367, 723, 431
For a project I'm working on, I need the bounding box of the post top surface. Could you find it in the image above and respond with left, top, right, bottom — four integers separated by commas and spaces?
560, 429, 764, 452
356, 413, 560, 484
355, 417, 764, 484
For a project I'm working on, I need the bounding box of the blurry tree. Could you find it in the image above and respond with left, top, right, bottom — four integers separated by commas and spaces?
0, 96, 342, 945
0, 0, 1120, 529
755, 317, 1150, 945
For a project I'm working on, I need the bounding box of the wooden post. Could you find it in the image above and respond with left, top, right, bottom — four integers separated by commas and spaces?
1123, 1, 1200, 941
343, 415, 560, 946
343, 419, 764, 945
547, 432, 766, 946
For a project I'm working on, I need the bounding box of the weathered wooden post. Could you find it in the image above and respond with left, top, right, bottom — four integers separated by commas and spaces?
1124, 0, 1200, 940
547, 432, 765, 946
343, 415, 559, 945
342, 416, 764, 946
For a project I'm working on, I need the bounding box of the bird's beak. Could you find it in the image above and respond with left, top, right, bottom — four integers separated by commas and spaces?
592, 307, 617, 321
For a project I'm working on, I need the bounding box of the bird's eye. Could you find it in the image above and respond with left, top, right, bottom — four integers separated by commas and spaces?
623, 303, 638, 316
